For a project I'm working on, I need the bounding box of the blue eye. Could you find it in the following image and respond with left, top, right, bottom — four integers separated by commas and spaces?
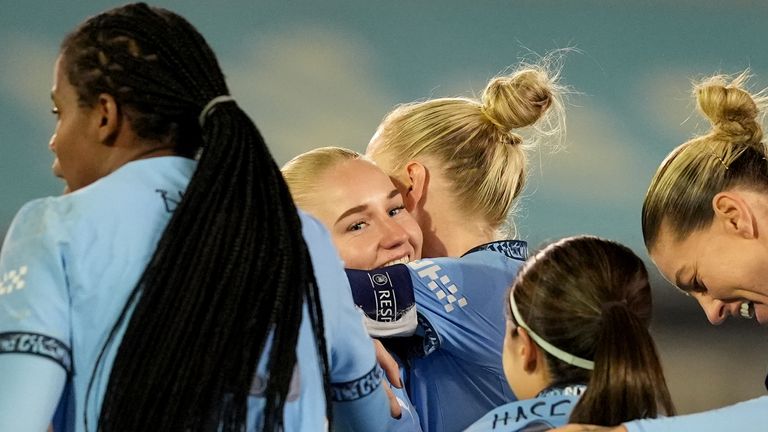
388, 205, 405, 217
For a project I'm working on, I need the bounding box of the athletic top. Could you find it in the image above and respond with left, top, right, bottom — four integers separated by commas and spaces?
624, 396, 768, 432
347, 240, 527, 432
464, 384, 586, 431
0, 156, 389, 432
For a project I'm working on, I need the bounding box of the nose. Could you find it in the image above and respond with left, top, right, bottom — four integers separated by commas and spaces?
49, 133, 57, 151
694, 293, 727, 325
378, 217, 409, 249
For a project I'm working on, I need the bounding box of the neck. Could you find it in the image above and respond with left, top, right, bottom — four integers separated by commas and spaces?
103, 143, 179, 175
416, 203, 497, 258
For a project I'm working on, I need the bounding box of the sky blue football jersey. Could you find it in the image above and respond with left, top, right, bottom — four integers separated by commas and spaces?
0, 156, 389, 432
347, 240, 528, 432
624, 396, 768, 432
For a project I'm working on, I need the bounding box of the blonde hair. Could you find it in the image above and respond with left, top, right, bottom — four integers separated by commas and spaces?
642, 72, 768, 248
281, 146, 362, 209
368, 61, 565, 229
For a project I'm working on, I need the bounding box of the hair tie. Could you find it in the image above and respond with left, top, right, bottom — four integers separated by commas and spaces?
509, 290, 595, 370
601, 300, 628, 313
198, 95, 235, 127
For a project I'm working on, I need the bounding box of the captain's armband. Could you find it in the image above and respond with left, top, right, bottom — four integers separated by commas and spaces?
346, 265, 417, 338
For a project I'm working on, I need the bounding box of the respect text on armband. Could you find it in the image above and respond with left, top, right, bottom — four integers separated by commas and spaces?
330, 365, 384, 402
375, 287, 396, 322
407, 260, 468, 313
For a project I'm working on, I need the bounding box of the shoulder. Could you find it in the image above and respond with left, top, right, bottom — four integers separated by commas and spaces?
465, 395, 579, 432
5, 197, 68, 243
408, 240, 527, 280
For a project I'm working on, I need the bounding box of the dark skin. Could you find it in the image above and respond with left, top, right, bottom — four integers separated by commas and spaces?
49, 55, 177, 193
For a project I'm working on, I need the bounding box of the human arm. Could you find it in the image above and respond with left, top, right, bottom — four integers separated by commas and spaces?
0, 200, 72, 431
0, 354, 66, 432
300, 214, 397, 430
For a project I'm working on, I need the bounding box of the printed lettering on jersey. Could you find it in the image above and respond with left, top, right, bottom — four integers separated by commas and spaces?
0, 265, 28, 297
155, 189, 184, 213
464, 395, 578, 432
330, 364, 384, 402
346, 266, 415, 323
407, 260, 468, 313
0, 332, 72, 374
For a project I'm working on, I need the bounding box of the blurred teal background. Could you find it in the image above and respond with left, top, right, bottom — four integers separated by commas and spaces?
1, 0, 766, 417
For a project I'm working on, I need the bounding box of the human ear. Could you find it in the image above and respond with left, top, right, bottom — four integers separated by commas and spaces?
95, 93, 121, 145
404, 161, 427, 212
516, 327, 539, 373
712, 191, 756, 239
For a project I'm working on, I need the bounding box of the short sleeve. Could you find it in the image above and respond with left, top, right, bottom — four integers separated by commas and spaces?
405, 252, 520, 366
0, 199, 72, 373
299, 214, 379, 387
300, 213, 391, 431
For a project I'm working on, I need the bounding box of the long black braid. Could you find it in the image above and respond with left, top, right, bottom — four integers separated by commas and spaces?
61, 4, 332, 430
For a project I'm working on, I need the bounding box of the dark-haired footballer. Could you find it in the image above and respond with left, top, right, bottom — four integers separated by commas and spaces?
0, 3, 391, 432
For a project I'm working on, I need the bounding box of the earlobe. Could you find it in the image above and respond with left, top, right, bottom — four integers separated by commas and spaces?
404, 161, 427, 212
712, 191, 756, 239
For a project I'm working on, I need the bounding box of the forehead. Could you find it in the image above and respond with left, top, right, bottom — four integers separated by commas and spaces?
51, 55, 74, 100
315, 158, 396, 210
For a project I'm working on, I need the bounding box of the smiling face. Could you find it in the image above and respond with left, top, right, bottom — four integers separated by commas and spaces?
311, 158, 423, 270
49, 55, 109, 192
651, 219, 768, 325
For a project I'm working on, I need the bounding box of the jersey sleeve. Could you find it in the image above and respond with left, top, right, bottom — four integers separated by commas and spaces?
624, 396, 768, 432
300, 213, 391, 431
345, 252, 520, 366
0, 199, 72, 371
404, 252, 519, 365
0, 200, 71, 430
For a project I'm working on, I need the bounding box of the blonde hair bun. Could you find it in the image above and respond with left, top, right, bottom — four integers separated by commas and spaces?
696, 72, 763, 146
481, 68, 555, 133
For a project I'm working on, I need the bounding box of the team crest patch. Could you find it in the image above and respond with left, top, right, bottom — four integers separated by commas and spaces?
0, 265, 28, 296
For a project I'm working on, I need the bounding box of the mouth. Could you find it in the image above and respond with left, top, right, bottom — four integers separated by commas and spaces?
383, 255, 410, 267
740, 301, 755, 319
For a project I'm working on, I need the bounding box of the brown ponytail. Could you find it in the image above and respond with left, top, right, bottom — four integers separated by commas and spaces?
510, 236, 675, 426
570, 301, 674, 425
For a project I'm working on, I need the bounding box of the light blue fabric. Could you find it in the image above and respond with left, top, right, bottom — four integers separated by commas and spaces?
0, 156, 389, 432
464, 395, 580, 432
405, 245, 525, 432
624, 396, 768, 432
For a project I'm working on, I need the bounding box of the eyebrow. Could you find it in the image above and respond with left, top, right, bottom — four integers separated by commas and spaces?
335, 205, 367, 224
333, 189, 400, 224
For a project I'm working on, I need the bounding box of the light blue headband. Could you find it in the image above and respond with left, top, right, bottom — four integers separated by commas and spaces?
509, 290, 595, 370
